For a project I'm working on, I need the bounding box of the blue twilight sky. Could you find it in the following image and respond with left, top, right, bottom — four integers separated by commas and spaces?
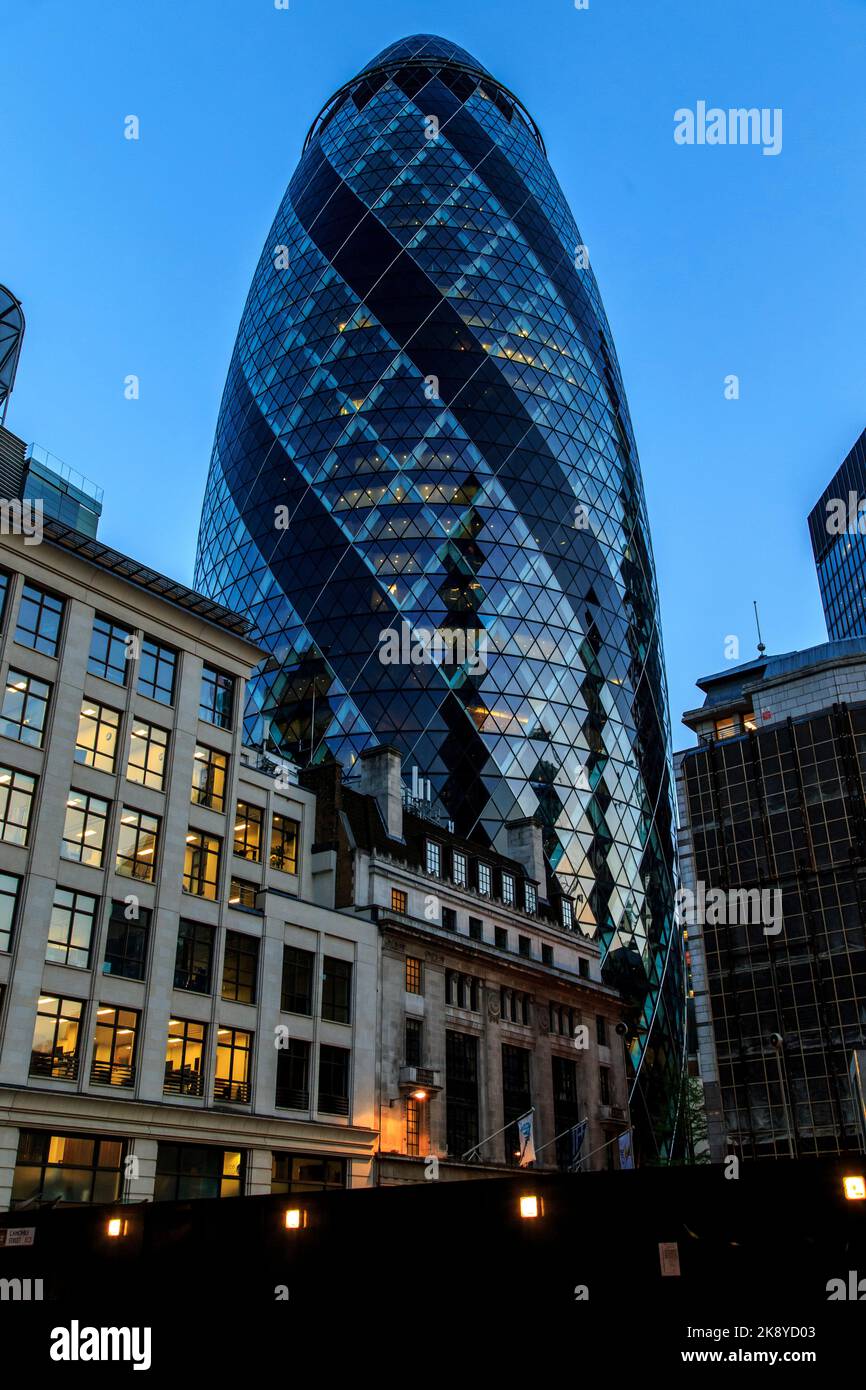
2, 0, 865, 746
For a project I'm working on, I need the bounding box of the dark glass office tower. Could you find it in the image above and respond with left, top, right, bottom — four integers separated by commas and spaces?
195, 34, 684, 1157
808, 426, 866, 639
678, 643, 866, 1160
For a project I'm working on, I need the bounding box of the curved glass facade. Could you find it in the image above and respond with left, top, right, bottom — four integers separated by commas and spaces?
195, 34, 684, 1157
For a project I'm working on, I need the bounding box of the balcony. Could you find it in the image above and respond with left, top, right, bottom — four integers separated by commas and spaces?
399, 1065, 442, 1097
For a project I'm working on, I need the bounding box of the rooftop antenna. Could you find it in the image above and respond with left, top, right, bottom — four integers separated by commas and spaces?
753, 600, 767, 656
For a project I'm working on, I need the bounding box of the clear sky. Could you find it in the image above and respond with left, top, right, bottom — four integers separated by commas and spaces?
2, 0, 865, 745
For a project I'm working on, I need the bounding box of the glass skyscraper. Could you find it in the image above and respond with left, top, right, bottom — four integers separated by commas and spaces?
808, 425, 866, 640
195, 34, 684, 1157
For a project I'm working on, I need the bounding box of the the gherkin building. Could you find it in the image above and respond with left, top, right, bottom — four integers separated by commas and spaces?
195, 34, 685, 1158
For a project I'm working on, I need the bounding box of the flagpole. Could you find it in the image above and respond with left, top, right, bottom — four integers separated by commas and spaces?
461, 1107, 534, 1163
532, 1113, 590, 1159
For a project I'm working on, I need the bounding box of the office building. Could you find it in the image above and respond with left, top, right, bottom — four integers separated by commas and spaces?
676, 641, 866, 1160
808, 425, 866, 640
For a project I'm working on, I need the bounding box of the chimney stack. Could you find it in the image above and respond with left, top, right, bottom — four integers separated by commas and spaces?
359, 745, 403, 840
505, 817, 546, 895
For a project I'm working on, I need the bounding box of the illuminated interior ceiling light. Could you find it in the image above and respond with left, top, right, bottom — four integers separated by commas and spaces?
843, 1175, 866, 1201
519, 1195, 541, 1219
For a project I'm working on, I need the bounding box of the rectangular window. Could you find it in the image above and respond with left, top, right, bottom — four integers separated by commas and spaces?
164, 1018, 205, 1097
137, 637, 176, 705
103, 900, 150, 980
222, 930, 259, 1004
270, 813, 298, 873
76, 699, 120, 774
116, 806, 159, 881
525, 882, 538, 914
214, 1026, 252, 1103
61, 790, 109, 867
441, 905, 457, 931
391, 887, 408, 914
0, 570, 10, 629
199, 665, 235, 729
579, 957, 590, 979
174, 919, 214, 993
228, 876, 260, 912
542, 943, 553, 967
271, 1153, 344, 1195
452, 850, 467, 886
405, 1097, 421, 1156
552, 1056, 581, 1172
281, 944, 315, 1015
561, 899, 574, 930
30, 995, 83, 1079
154, 1144, 243, 1201
233, 801, 263, 861
275, 1039, 310, 1110
518, 934, 531, 958
446, 1030, 479, 1158
46, 887, 97, 968
495, 926, 508, 950
88, 616, 132, 686
405, 956, 423, 994
405, 1017, 422, 1067
468, 915, 482, 942
596, 1015, 607, 1046
321, 955, 352, 1023
90, 1005, 138, 1087
126, 719, 168, 791
0, 669, 51, 747
502, 1044, 532, 1165
599, 1066, 611, 1106
0, 871, 22, 951
447, 970, 480, 1011
0, 764, 36, 846
501, 872, 515, 907
15, 581, 64, 656
191, 743, 228, 812
477, 862, 492, 895
183, 830, 221, 899
318, 1044, 350, 1116
12, 1131, 124, 1207
426, 840, 441, 876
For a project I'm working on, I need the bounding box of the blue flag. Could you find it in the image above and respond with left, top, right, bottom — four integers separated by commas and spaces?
569, 1120, 588, 1171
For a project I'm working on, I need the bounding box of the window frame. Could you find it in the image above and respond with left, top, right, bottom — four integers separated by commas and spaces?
14, 581, 64, 657
75, 698, 121, 775
88, 616, 133, 687
126, 718, 168, 792
116, 806, 160, 882
199, 664, 235, 730
136, 637, 177, 706
46, 886, 98, 969
0, 668, 52, 747
183, 829, 221, 900
61, 789, 109, 867
270, 813, 299, 874
191, 743, 228, 813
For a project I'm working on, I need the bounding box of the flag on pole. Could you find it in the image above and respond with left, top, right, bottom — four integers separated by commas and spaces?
617, 1130, 634, 1170
569, 1120, 588, 1171
516, 1113, 536, 1167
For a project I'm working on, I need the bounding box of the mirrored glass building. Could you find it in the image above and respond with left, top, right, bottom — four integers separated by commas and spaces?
195, 34, 684, 1157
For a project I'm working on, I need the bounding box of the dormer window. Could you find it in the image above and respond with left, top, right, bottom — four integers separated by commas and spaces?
426, 840, 441, 876
501, 873, 515, 907
525, 883, 538, 915
452, 850, 467, 887
477, 862, 492, 896
561, 899, 574, 930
